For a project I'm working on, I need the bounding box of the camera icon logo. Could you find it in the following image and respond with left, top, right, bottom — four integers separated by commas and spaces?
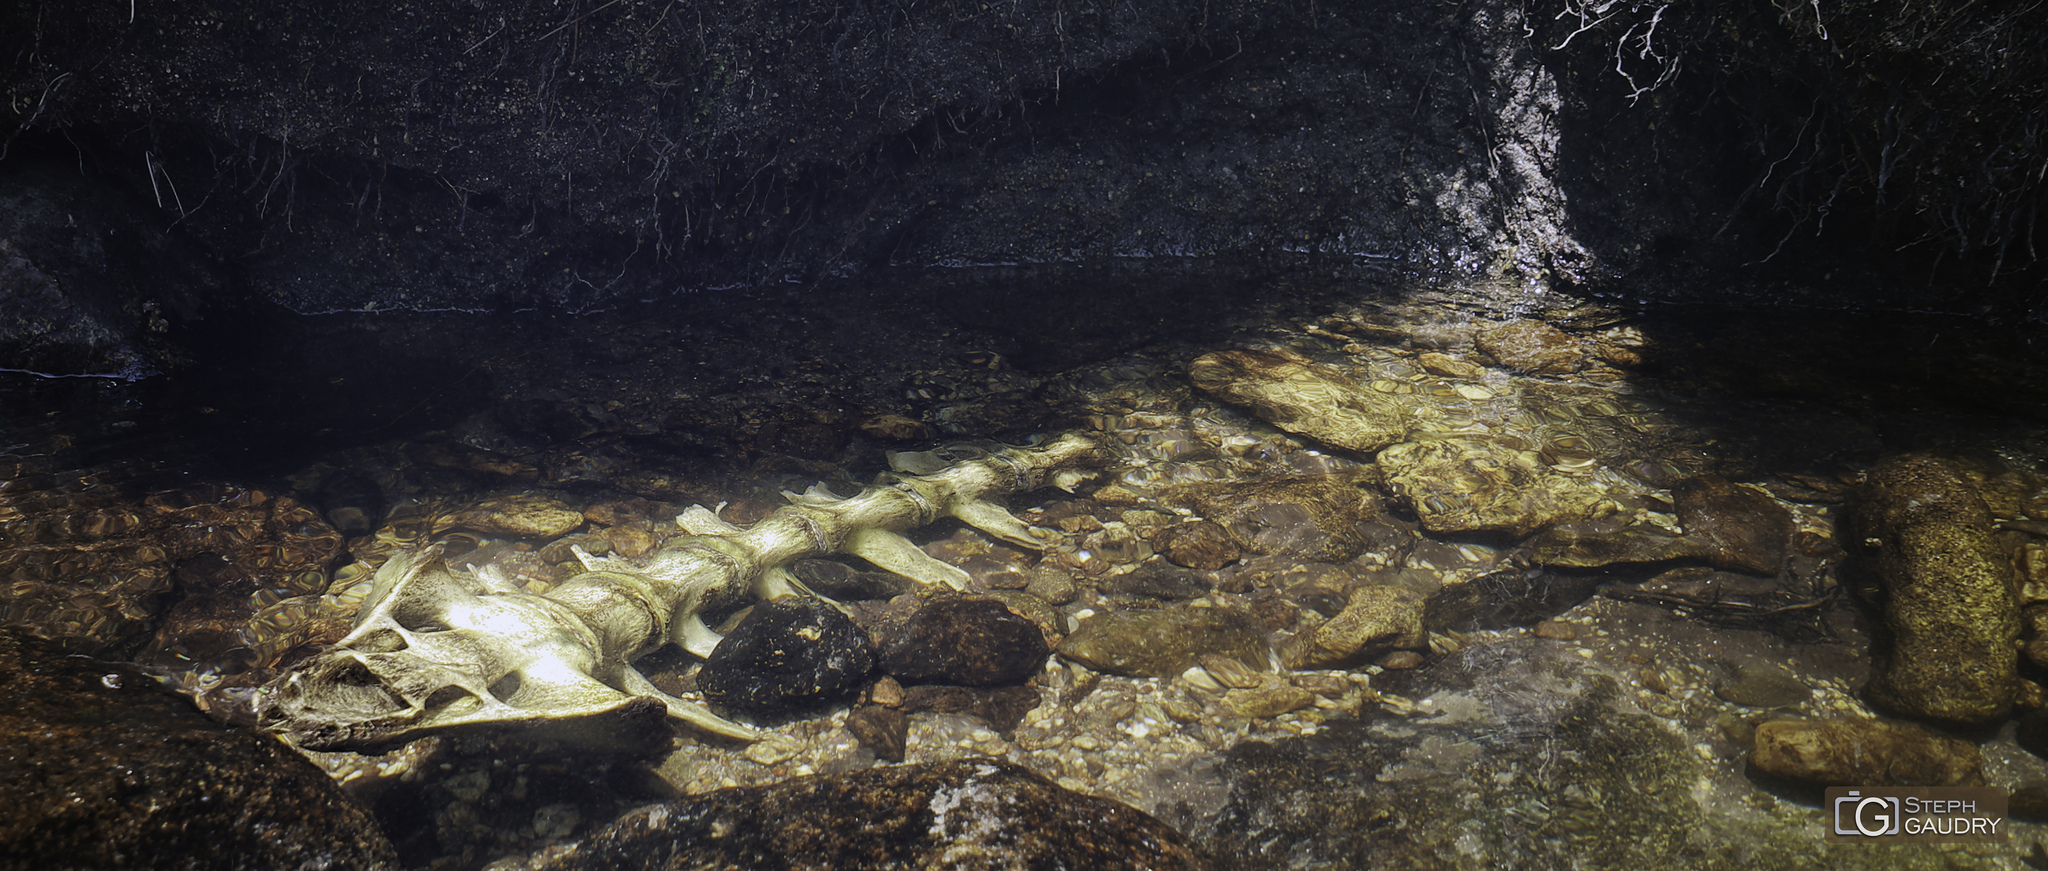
1833, 790, 1902, 837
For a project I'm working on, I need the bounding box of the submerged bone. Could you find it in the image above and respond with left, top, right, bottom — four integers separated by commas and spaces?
262, 433, 1105, 751
844, 528, 974, 590
948, 499, 1046, 550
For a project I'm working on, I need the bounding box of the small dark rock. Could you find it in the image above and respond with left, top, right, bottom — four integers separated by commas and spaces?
2011, 786, 2048, 824
698, 597, 877, 717
901, 685, 1043, 736
524, 758, 1209, 871
1712, 663, 1812, 708
845, 705, 909, 763
1152, 520, 1242, 570
313, 471, 387, 536
1110, 561, 1218, 600
880, 596, 1050, 686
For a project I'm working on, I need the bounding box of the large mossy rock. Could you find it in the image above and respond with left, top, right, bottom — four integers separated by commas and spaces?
1848, 454, 2019, 726
522, 758, 1209, 870
0, 629, 397, 869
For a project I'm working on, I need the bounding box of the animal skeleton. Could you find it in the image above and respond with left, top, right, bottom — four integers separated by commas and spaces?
261, 433, 1105, 751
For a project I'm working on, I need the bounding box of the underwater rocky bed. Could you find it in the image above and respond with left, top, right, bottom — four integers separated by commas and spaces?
5, 266, 2048, 869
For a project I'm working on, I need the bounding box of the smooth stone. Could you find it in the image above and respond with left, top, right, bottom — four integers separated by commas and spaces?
1058, 606, 1269, 678
1287, 585, 1427, 670
0, 629, 398, 869
1188, 348, 1408, 453
603, 524, 656, 559
698, 597, 877, 717
1474, 319, 1585, 375
522, 759, 1207, 871
1198, 653, 1268, 689
1673, 476, 1791, 575
899, 685, 1042, 736
1167, 470, 1385, 563
1110, 561, 1217, 600
1377, 436, 1607, 538
859, 413, 931, 441
1849, 454, 2019, 725
1222, 682, 1317, 719
1748, 718, 1985, 787
1151, 520, 1242, 570
1377, 650, 1425, 669
1712, 664, 1811, 708
1022, 566, 1079, 605
446, 494, 585, 539
879, 596, 1049, 686
845, 705, 909, 763
1416, 351, 1485, 379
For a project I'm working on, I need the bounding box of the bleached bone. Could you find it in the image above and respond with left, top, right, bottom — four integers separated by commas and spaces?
260, 433, 1104, 752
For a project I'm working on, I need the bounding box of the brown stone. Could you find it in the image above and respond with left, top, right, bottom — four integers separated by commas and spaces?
603, 524, 656, 558
1152, 520, 1242, 570
1673, 476, 1792, 575
1474, 320, 1585, 375
1222, 681, 1317, 719
444, 494, 585, 539
1287, 585, 1426, 669
1416, 351, 1485, 379
845, 705, 909, 762
860, 413, 931, 441
1749, 718, 1985, 787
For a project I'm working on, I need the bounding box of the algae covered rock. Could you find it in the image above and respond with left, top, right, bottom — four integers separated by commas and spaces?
1188, 349, 1409, 453
1748, 718, 1985, 787
1377, 436, 1608, 538
1475, 320, 1585, 375
1287, 584, 1427, 669
1849, 454, 2019, 725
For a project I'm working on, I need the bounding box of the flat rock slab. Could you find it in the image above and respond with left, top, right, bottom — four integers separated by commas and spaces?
523, 758, 1209, 870
1058, 606, 1269, 677
1377, 436, 1607, 538
0, 629, 397, 870
1189, 349, 1409, 453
